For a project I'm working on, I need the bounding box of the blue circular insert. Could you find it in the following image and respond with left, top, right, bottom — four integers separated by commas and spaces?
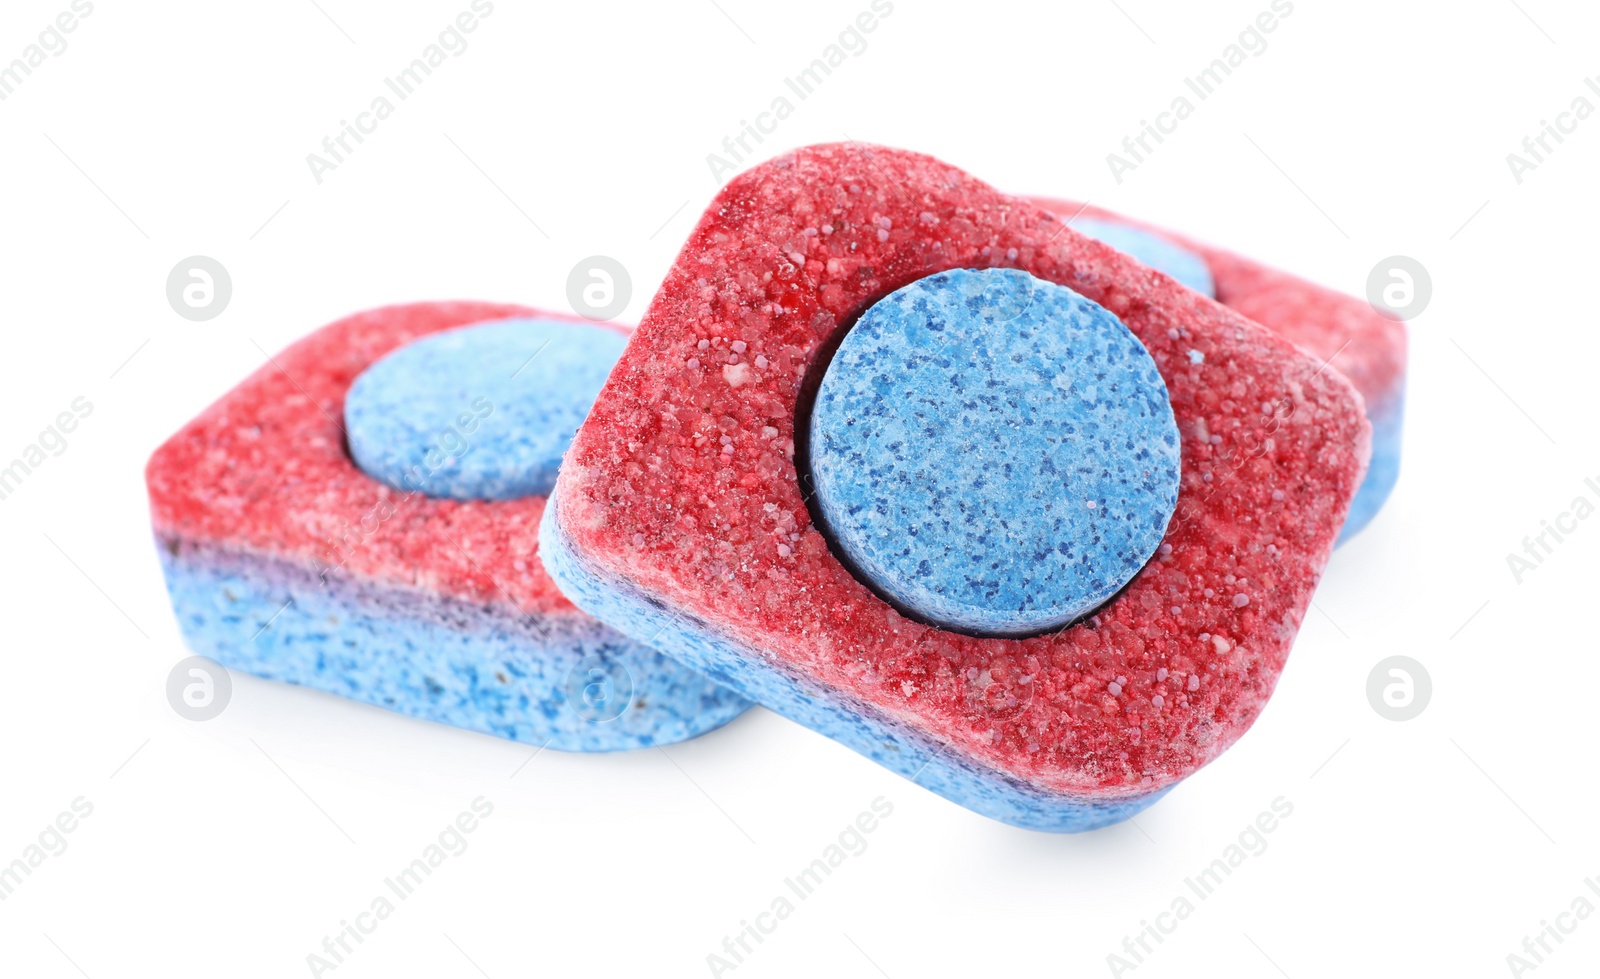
807, 268, 1181, 637
1069, 217, 1216, 298
345, 318, 627, 500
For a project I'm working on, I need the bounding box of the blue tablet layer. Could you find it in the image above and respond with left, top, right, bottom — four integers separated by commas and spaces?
1068, 217, 1216, 297
346, 318, 628, 500
539, 499, 1170, 829
1340, 392, 1404, 543
160, 540, 750, 751
807, 268, 1182, 637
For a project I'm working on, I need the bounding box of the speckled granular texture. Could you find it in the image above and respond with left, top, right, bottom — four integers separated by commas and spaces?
1036, 198, 1406, 543
161, 541, 744, 749
808, 267, 1181, 636
345, 318, 628, 500
1067, 217, 1216, 298
146, 301, 750, 751
540, 515, 1169, 829
545, 143, 1370, 829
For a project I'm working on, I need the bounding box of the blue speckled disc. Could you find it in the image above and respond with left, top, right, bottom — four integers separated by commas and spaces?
1069, 217, 1216, 298
346, 318, 627, 500
808, 268, 1181, 637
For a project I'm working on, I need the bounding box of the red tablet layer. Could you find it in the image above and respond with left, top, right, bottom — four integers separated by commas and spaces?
148, 301, 611, 615
555, 144, 1370, 799
1029, 198, 1407, 416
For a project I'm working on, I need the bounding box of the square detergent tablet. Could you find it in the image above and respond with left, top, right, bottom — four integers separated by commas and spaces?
1031, 198, 1406, 542
147, 301, 750, 751
541, 143, 1370, 829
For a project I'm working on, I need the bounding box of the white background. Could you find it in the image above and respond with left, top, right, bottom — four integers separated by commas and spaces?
2, 1, 1597, 976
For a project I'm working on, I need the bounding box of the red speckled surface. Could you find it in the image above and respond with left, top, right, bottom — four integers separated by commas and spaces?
1029, 197, 1407, 415
147, 301, 616, 618
554, 143, 1371, 799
